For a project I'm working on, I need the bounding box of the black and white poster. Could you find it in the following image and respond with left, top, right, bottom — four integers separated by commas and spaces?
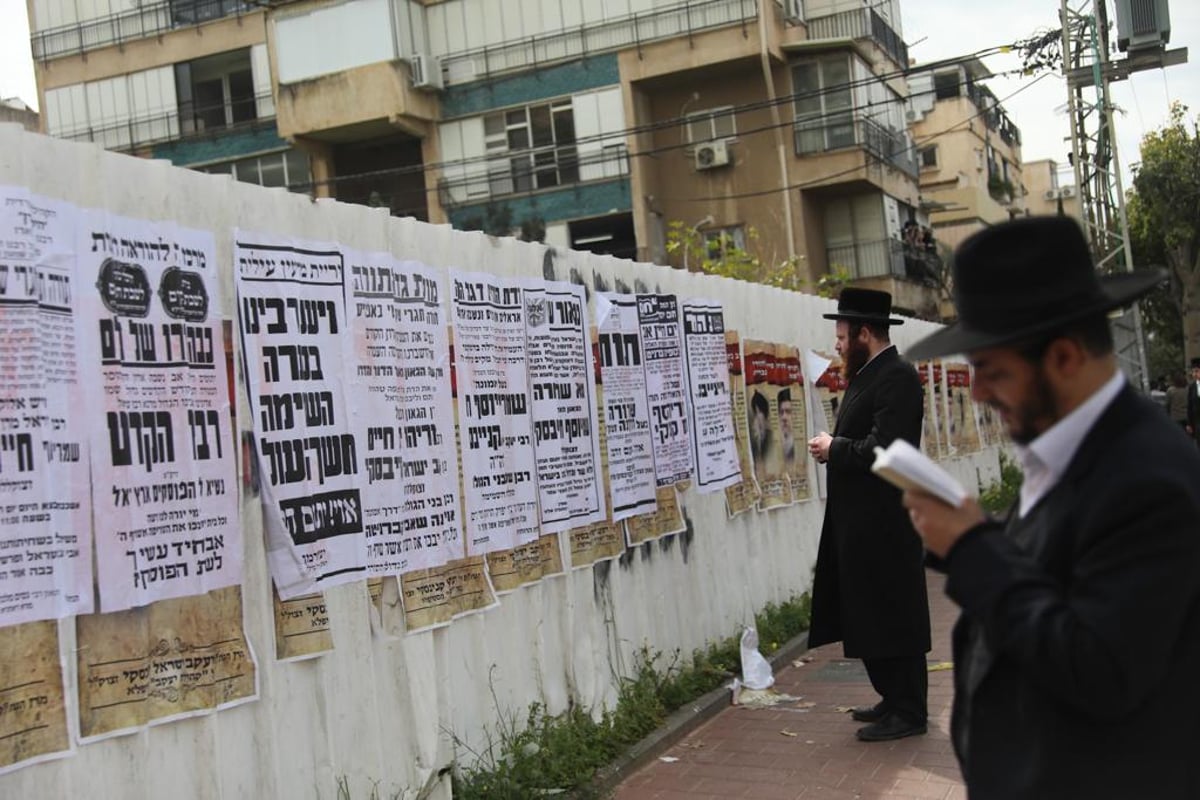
682, 300, 740, 493
348, 252, 462, 573
236, 232, 364, 598
80, 212, 239, 611
636, 294, 694, 488
594, 293, 656, 521
0, 188, 92, 624
523, 280, 605, 533
450, 270, 539, 555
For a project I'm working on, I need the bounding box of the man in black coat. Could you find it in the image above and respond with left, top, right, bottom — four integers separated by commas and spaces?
904, 217, 1200, 798
807, 288, 931, 742
1187, 356, 1200, 443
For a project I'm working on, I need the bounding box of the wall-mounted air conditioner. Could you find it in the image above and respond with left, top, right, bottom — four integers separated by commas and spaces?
694, 140, 731, 170
410, 53, 444, 90
1043, 189, 1058, 201
1061, 185, 1076, 198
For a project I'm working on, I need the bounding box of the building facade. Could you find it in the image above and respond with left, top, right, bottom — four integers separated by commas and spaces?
1023, 157, 1083, 220
27, 0, 940, 313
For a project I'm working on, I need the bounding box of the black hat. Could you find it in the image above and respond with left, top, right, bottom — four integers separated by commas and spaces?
907, 217, 1165, 361
1190, 357, 1200, 370
823, 288, 904, 326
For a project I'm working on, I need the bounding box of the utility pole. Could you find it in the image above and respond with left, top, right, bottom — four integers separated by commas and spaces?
1058, 0, 1186, 391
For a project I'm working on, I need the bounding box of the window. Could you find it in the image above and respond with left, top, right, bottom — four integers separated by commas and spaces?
685, 107, 737, 144
792, 55, 855, 154
197, 149, 312, 192
934, 71, 961, 100
704, 226, 747, 263
483, 100, 579, 196
176, 49, 257, 135
920, 145, 938, 169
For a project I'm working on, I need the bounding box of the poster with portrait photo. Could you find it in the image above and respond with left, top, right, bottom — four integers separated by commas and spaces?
917, 361, 944, 460
945, 362, 981, 454
780, 345, 810, 504
743, 340, 791, 511
723, 332, 760, 517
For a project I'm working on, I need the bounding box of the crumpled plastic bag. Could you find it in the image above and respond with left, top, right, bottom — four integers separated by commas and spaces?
739, 626, 775, 690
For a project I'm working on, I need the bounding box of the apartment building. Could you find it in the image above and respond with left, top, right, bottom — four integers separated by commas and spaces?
1023, 157, 1083, 220
907, 57, 1026, 251
26, 0, 937, 313
1, 97, 40, 131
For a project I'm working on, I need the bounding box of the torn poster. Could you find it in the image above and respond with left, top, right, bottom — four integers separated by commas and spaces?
79, 211, 238, 611
0, 619, 71, 775
450, 270, 539, 555
681, 299, 739, 493
348, 253, 462, 574
236, 232, 364, 598
0, 188, 92, 624
723, 331, 760, 517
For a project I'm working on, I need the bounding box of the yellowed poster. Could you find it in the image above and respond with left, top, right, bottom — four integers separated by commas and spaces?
928, 361, 951, 459
0, 620, 70, 774
744, 340, 791, 510
272, 588, 332, 662
399, 556, 498, 633
625, 486, 686, 546
724, 332, 760, 516
918, 361, 944, 459
568, 334, 626, 568
780, 345, 810, 503
76, 586, 257, 741
946, 363, 981, 454
486, 534, 564, 594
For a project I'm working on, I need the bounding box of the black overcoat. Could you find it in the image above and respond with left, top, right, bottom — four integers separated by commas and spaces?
808, 346, 931, 659
938, 386, 1200, 798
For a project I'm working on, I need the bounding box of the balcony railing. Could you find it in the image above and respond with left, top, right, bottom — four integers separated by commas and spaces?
805, 7, 908, 68
31, 0, 254, 61
51, 90, 276, 153
439, 0, 756, 85
828, 238, 905, 280
439, 144, 629, 208
793, 112, 918, 177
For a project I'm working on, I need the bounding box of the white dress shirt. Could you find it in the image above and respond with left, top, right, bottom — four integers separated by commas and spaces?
1014, 370, 1125, 518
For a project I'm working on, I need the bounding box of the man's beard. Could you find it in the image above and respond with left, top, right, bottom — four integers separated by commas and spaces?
993, 364, 1058, 445
844, 338, 871, 377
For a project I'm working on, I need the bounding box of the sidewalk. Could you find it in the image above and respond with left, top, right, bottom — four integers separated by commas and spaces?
610, 570, 965, 799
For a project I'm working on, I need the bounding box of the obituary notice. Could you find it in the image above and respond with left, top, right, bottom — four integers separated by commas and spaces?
637, 294, 694, 487
681, 300, 740, 493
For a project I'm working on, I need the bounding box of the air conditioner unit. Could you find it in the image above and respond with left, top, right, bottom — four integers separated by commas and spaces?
1043, 189, 1058, 201
410, 53, 444, 90
694, 140, 730, 170
1060, 185, 1076, 198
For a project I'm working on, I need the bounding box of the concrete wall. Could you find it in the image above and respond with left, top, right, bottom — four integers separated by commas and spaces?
0, 124, 1001, 800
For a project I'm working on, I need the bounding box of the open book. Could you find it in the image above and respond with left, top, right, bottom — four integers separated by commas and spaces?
871, 439, 968, 507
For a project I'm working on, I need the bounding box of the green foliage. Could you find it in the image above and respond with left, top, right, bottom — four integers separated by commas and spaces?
450, 594, 812, 799
979, 451, 1023, 515
1130, 102, 1200, 362
664, 220, 809, 292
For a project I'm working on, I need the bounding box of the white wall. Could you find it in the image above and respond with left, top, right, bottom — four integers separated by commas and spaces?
0, 124, 1000, 800
273, 0, 397, 84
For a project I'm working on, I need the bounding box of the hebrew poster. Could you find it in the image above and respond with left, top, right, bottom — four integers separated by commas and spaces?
451, 270, 539, 555
398, 557, 498, 633
595, 293, 656, 521
567, 332, 626, 570
0, 189, 92, 624
349, 253, 462, 574
637, 294, 694, 487
723, 332, 760, 517
271, 589, 332, 662
917, 361, 944, 459
237, 233, 365, 598
524, 281, 605, 532
744, 341, 791, 511
625, 485, 686, 546
485, 534, 564, 594
76, 586, 257, 741
80, 212, 238, 611
0, 619, 70, 775
945, 362, 981, 454
779, 345, 810, 503
681, 300, 739, 493
929, 361, 950, 458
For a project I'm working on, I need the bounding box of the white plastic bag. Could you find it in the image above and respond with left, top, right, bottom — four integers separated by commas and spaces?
739, 626, 775, 690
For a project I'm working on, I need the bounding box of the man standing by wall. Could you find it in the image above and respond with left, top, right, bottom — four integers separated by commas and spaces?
1188, 357, 1200, 444
807, 289, 930, 742
903, 217, 1200, 798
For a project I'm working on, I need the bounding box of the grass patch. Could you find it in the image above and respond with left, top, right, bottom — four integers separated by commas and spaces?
450, 594, 811, 799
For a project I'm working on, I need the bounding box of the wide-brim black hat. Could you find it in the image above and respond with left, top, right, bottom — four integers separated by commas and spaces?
907, 217, 1165, 361
823, 287, 904, 326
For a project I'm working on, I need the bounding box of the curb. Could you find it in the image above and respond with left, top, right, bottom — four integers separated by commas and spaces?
589, 629, 810, 798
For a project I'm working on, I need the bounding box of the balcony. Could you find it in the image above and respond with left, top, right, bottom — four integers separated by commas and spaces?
805, 7, 908, 69
51, 89, 275, 152
31, 0, 254, 61
439, 144, 629, 208
828, 237, 943, 284
439, 0, 756, 85
794, 112, 918, 177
